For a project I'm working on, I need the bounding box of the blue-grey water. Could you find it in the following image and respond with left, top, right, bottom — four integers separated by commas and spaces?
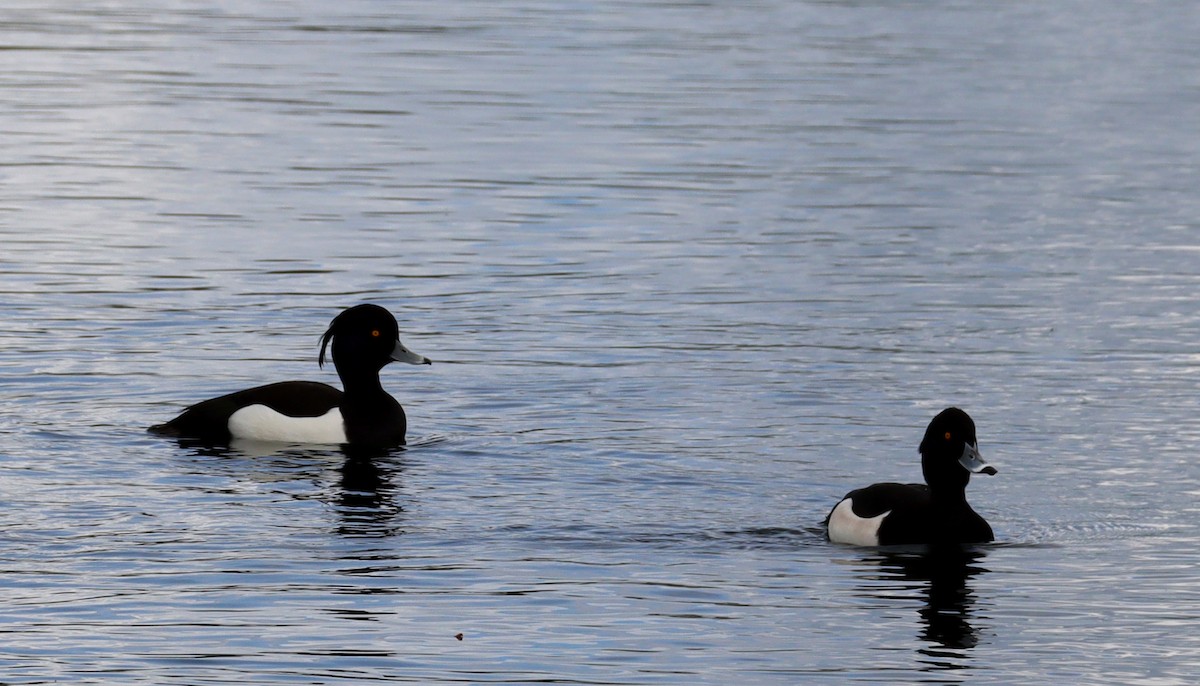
3, 1, 1200, 683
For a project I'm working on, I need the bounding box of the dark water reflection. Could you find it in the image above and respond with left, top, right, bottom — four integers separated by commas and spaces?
336, 454, 406, 538
846, 546, 991, 672
173, 439, 410, 538
910, 548, 988, 657
891, 547, 987, 651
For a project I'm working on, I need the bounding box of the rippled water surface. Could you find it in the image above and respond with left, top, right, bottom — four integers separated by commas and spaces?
3, 1, 1200, 683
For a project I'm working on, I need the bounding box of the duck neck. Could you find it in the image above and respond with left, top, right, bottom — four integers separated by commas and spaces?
922, 457, 970, 507
929, 485, 970, 508
337, 366, 387, 398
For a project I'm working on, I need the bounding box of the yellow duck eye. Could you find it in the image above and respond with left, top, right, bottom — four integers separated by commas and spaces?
944, 431, 952, 441
371, 330, 381, 338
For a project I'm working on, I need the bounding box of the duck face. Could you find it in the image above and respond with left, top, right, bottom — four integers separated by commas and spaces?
918, 407, 997, 489
319, 304, 431, 372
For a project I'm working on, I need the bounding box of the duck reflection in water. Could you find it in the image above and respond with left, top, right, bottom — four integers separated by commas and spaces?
855, 545, 991, 665
336, 445, 407, 538
171, 439, 408, 538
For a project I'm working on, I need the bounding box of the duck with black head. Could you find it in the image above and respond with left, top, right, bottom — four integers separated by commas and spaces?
149, 304, 431, 448
826, 407, 997, 546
